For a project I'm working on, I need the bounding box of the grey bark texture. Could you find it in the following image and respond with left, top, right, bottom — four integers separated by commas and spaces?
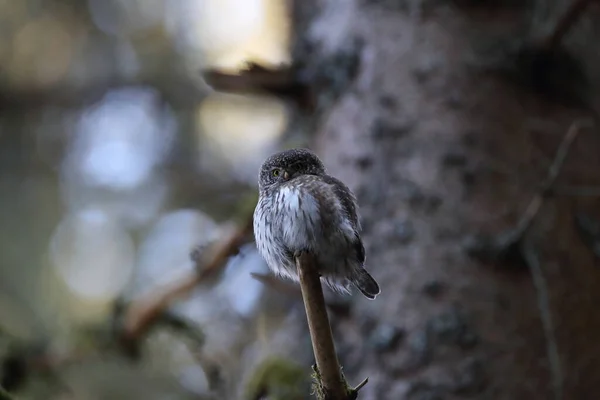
292, 1, 600, 399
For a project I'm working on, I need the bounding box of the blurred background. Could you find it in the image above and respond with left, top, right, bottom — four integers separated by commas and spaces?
4, 1, 600, 399
0, 1, 312, 399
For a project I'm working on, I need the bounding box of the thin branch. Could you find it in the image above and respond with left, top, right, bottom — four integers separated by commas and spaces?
465, 119, 592, 265
202, 62, 314, 111
521, 242, 563, 400
516, 119, 591, 233
204, 63, 294, 91
542, 120, 590, 189
353, 377, 369, 392
295, 253, 366, 399
465, 120, 591, 397
120, 215, 254, 352
540, 0, 596, 51
296, 252, 347, 400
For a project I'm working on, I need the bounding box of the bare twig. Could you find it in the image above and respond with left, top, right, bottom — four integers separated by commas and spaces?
120, 215, 253, 352
353, 377, 369, 392
540, 0, 595, 51
521, 242, 563, 400
465, 120, 591, 398
204, 63, 294, 91
516, 119, 591, 233
465, 120, 592, 399
202, 63, 314, 111
465, 119, 592, 265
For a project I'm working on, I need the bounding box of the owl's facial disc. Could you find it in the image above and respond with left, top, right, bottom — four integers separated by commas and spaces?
259, 148, 325, 190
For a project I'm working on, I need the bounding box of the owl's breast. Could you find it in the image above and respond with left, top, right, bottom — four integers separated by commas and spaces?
271, 185, 322, 251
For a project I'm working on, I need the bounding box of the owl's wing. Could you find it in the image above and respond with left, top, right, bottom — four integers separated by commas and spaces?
319, 175, 361, 230
319, 175, 365, 264
354, 234, 366, 264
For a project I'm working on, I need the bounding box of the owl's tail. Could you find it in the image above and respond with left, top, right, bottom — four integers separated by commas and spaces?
351, 267, 380, 300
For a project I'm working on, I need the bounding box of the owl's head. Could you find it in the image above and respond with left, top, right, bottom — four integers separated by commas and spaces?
258, 148, 326, 190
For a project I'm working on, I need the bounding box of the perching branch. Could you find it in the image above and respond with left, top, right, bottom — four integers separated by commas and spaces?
295, 252, 367, 400
296, 253, 346, 399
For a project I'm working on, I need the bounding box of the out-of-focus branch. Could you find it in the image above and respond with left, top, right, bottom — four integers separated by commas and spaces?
539, 0, 596, 51
119, 215, 254, 355
295, 252, 366, 400
521, 242, 563, 400
515, 118, 590, 232
465, 118, 593, 400
202, 63, 314, 111
465, 119, 593, 266
496, 0, 598, 107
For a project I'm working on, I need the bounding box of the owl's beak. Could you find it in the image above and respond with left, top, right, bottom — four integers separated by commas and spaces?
283, 170, 290, 180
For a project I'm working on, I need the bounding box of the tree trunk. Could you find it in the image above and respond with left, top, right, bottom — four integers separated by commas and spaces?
293, 1, 600, 399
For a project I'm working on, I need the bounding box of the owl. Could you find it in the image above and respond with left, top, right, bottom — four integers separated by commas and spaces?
253, 148, 380, 299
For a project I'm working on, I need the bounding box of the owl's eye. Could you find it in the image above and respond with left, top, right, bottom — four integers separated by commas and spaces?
272, 169, 281, 177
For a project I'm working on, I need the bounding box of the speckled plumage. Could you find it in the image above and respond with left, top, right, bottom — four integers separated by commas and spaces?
253, 148, 380, 299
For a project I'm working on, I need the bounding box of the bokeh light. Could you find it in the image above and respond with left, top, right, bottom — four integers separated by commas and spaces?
50, 208, 135, 300
0, 0, 298, 398
196, 93, 288, 184
134, 209, 219, 294
67, 87, 176, 191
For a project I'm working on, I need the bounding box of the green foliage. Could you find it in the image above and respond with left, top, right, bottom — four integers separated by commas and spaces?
245, 357, 309, 400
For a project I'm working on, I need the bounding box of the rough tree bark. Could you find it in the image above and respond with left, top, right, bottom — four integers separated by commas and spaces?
292, 1, 600, 399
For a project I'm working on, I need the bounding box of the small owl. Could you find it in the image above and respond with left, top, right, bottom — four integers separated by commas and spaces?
253, 148, 380, 299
